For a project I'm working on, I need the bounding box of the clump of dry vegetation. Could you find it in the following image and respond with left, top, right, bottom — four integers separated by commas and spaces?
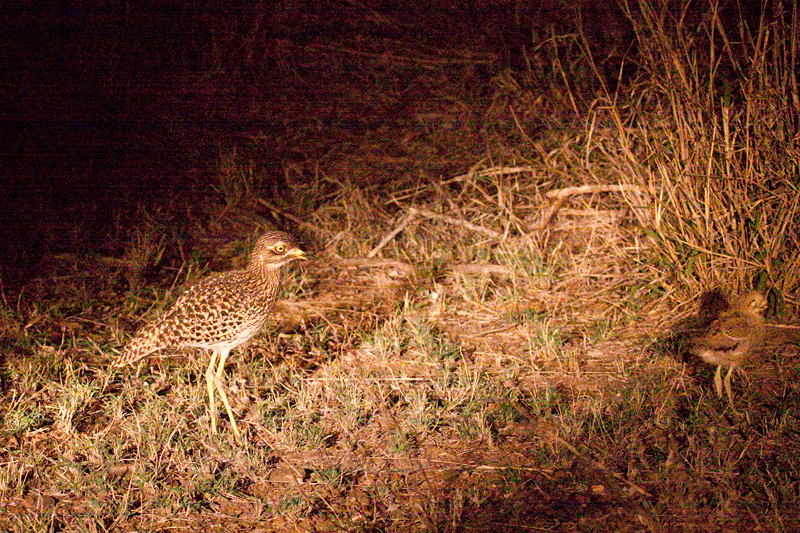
2, 1, 800, 531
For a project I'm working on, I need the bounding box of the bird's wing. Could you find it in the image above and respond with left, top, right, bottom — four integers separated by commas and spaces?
158, 272, 251, 320
692, 312, 754, 352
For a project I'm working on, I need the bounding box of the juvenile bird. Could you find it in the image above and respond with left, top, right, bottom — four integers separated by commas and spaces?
689, 290, 767, 404
111, 231, 306, 439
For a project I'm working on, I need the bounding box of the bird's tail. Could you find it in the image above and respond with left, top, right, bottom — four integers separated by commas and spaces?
111, 323, 167, 368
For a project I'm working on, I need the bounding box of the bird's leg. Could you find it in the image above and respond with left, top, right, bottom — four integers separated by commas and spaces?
214, 348, 241, 440
723, 366, 736, 406
206, 350, 219, 435
713, 366, 724, 398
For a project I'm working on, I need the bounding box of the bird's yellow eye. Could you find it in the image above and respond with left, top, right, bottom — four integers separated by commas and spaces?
274, 244, 286, 254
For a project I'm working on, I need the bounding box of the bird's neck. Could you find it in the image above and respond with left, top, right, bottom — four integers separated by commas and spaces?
247, 263, 281, 290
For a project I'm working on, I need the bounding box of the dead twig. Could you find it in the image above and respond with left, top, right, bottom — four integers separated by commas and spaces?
545, 184, 647, 199
450, 263, 514, 277
539, 184, 648, 228
368, 206, 501, 258
368, 211, 416, 258
257, 199, 325, 236
444, 165, 537, 185
411, 207, 501, 239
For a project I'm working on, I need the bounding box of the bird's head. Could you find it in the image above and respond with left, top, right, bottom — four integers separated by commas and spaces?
249, 231, 306, 270
735, 290, 768, 317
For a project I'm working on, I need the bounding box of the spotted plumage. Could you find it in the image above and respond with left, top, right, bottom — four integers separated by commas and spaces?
689, 290, 767, 404
112, 231, 306, 438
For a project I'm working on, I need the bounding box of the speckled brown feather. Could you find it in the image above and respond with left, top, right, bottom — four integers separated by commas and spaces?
112, 231, 305, 368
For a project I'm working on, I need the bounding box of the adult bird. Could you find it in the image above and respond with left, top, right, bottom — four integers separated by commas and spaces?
112, 231, 306, 439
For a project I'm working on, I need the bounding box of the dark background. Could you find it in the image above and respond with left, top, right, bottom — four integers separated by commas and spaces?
1, 0, 760, 293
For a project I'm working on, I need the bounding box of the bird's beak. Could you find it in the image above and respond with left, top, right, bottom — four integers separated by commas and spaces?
290, 248, 307, 260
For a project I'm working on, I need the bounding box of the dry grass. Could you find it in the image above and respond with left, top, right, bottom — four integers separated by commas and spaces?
2, 1, 800, 531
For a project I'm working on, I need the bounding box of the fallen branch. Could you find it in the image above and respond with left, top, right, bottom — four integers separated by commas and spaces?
450, 263, 514, 277
411, 207, 501, 238
445, 165, 537, 184
545, 184, 647, 198
367, 211, 416, 258
539, 184, 648, 228
368, 206, 501, 258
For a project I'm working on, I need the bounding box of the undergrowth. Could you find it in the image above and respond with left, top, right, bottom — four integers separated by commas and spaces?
2, 1, 799, 531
